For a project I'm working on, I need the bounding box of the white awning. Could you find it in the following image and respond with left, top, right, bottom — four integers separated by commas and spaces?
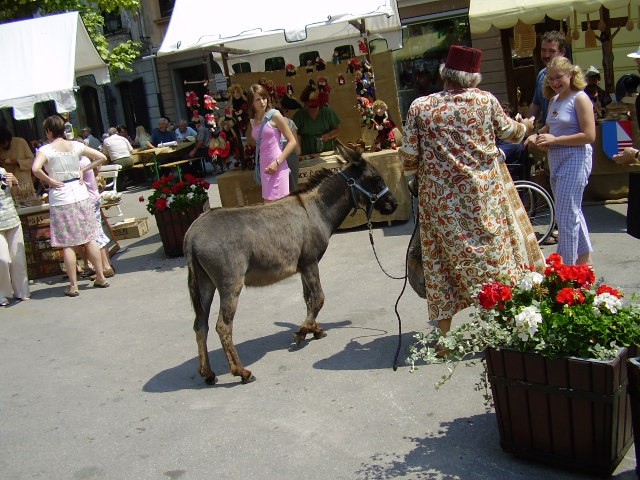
158, 0, 402, 60
0, 12, 110, 120
469, 0, 637, 34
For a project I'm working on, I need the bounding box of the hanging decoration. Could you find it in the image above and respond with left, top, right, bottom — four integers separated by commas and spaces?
585, 13, 597, 48
573, 10, 580, 41
513, 20, 536, 58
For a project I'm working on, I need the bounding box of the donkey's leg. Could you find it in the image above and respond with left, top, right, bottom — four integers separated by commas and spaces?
294, 263, 326, 345
192, 276, 217, 385
216, 282, 255, 384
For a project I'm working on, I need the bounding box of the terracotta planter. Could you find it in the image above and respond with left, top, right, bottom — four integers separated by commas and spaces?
486, 347, 632, 476
154, 203, 206, 257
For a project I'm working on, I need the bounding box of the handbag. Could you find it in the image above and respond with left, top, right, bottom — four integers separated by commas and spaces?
254, 109, 279, 185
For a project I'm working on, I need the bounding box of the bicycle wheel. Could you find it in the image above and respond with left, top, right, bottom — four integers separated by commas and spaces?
515, 181, 555, 245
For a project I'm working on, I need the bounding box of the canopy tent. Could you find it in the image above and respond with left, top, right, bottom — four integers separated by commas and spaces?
157, 0, 402, 71
469, 0, 638, 34
0, 12, 110, 120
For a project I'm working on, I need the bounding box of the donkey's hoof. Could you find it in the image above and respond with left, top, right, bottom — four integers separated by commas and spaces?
313, 330, 327, 340
293, 332, 306, 345
241, 374, 256, 384
204, 375, 217, 386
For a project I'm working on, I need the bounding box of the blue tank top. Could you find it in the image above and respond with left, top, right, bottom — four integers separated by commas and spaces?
546, 91, 586, 137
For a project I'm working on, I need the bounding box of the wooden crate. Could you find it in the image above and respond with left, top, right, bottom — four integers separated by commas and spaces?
486, 347, 632, 476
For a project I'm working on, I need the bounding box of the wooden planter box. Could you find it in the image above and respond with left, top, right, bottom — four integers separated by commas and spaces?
486, 347, 632, 476
626, 357, 640, 477
154, 203, 206, 257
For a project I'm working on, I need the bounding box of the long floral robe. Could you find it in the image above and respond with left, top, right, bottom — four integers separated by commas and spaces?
399, 88, 545, 325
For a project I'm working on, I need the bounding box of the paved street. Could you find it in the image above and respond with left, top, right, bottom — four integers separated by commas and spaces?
1, 171, 639, 479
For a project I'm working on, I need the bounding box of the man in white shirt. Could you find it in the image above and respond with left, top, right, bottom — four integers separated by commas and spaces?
174, 120, 197, 142
102, 127, 134, 190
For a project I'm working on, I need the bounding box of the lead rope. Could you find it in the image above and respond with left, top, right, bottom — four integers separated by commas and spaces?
364, 181, 420, 371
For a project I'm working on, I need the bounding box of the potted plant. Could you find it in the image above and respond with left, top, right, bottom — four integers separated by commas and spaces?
143, 173, 210, 257
409, 253, 640, 476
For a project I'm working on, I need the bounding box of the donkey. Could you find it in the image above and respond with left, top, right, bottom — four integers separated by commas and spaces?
184, 144, 398, 385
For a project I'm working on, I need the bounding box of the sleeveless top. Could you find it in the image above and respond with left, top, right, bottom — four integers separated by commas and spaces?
547, 91, 586, 138
39, 141, 90, 206
0, 167, 20, 230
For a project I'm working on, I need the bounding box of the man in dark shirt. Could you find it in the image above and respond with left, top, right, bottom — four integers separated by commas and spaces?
149, 118, 176, 147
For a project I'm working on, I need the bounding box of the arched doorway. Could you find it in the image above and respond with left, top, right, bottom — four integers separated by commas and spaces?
79, 85, 103, 137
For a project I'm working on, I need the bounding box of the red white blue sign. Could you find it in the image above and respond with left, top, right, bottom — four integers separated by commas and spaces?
601, 120, 633, 159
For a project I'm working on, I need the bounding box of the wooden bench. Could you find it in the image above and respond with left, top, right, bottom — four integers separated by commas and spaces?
158, 157, 206, 180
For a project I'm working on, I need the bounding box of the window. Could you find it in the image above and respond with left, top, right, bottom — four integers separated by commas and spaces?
232, 62, 251, 74
333, 45, 355, 60
299, 51, 320, 68
159, 0, 175, 18
103, 10, 122, 35
393, 15, 471, 118
265, 57, 285, 72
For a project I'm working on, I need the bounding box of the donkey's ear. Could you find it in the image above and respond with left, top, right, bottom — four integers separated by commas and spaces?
335, 140, 363, 166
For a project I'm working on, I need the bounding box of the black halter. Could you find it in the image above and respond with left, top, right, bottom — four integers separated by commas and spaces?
339, 170, 390, 220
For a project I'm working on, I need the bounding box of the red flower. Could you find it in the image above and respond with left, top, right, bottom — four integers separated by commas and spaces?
155, 198, 168, 212
597, 284, 623, 298
556, 287, 586, 306
478, 282, 512, 310
162, 187, 171, 195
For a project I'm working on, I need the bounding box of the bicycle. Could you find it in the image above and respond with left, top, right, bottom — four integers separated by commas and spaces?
505, 151, 556, 245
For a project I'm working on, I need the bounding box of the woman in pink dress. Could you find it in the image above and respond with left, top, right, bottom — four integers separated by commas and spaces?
247, 84, 298, 202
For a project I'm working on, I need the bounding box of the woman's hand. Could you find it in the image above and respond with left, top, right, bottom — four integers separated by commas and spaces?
535, 133, 555, 149
3, 172, 18, 186
48, 179, 65, 189
265, 159, 280, 175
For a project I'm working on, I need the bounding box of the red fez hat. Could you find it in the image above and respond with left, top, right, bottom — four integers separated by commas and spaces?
445, 45, 482, 73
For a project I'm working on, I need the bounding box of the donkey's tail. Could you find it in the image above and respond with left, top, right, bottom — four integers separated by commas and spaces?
186, 243, 213, 321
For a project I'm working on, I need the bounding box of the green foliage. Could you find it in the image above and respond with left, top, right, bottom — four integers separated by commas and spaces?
145, 174, 210, 215
0, 0, 142, 75
409, 253, 640, 400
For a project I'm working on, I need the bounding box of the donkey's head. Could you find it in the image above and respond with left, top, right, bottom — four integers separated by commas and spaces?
336, 143, 398, 217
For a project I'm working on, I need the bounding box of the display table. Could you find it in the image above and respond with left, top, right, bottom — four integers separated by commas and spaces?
131, 141, 195, 180
217, 150, 411, 229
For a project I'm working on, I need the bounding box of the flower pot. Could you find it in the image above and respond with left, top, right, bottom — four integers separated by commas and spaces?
486, 347, 632, 476
626, 357, 640, 477
154, 203, 206, 257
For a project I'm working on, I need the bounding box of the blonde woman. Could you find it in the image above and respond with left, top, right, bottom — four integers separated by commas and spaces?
134, 125, 152, 150
528, 56, 595, 265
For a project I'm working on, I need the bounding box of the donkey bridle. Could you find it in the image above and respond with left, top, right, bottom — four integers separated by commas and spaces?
339, 171, 390, 220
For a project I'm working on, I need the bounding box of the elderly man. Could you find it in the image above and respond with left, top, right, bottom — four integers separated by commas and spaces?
80, 127, 102, 150
102, 127, 134, 190
150, 118, 176, 147
174, 120, 197, 143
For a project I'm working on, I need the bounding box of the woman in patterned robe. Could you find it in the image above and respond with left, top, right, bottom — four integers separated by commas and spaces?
399, 45, 545, 335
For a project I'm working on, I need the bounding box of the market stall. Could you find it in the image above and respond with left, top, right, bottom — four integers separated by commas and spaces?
217, 150, 411, 229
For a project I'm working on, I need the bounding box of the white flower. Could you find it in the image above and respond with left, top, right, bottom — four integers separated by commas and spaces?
593, 292, 623, 314
518, 271, 544, 292
514, 305, 543, 341
187, 192, 195, 200
166, 195, 174, 207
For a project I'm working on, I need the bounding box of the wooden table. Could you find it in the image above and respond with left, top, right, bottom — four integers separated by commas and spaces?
217, 150, 411, 229
131, 141, 195, 180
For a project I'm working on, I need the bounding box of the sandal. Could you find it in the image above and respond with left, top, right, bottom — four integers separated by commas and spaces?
93, 281, 110, 288
80, 268, 96, 278
542, 232, 558, 245
90, 268, 115, 280
64, 287, 79, 297
0, 297, 9, 307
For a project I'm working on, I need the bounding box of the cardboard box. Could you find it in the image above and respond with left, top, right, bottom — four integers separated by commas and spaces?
111, 217, 150, 240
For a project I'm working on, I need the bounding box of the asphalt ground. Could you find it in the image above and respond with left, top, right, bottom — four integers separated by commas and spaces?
2, 167, 639, 479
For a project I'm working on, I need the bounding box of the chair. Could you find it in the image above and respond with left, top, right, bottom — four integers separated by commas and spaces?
98, 164, 124, 216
